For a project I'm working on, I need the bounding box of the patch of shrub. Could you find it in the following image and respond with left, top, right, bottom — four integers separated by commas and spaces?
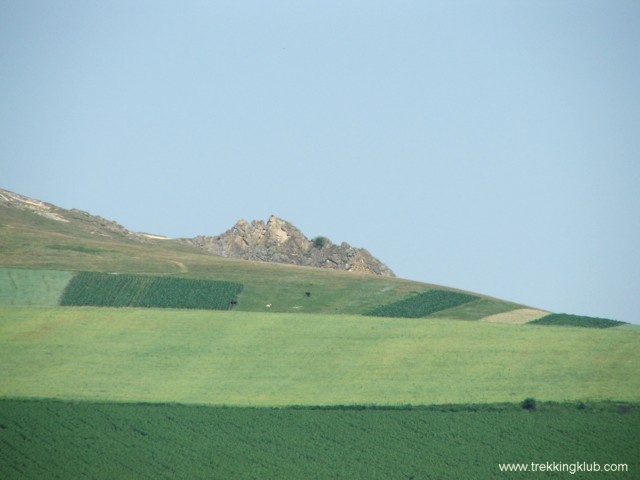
311, 236, 330, 249
522, 398, 537, 411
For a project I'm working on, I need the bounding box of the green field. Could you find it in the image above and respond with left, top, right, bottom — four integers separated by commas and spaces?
530, 313, 628, 328
1, 306, 637, 406
1, 203, 638, 479
1, 399, 637, 480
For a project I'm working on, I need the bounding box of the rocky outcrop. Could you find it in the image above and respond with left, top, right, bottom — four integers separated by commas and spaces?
182, 215, 395, 277
0, 188, 70, 223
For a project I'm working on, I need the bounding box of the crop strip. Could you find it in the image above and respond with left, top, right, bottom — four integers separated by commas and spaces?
529, 313, 626, 328
60, 272, 243, 310
365, 289, 479, 318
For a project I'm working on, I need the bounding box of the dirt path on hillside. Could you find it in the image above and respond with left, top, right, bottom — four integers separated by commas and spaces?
171, 261, 188, 273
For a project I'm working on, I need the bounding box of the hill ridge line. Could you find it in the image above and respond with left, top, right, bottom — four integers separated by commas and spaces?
0, 187, 393, 276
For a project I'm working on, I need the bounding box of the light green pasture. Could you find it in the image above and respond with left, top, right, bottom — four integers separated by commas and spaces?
0, 268, 72, 306
1, 306, 637, 406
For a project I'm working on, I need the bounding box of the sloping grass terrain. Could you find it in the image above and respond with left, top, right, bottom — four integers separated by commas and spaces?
1, 306, 637, 406
0, 268, 72, 306
0, 206, 522, 318
1, 399, 637, 480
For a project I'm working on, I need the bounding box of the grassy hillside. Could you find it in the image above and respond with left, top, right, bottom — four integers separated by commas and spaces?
1, 306, 637, 406
0, 205, 525, 318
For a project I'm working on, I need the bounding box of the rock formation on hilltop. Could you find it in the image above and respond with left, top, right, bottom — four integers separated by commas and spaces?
1, 188, 394, 276
182, 215, 395, 277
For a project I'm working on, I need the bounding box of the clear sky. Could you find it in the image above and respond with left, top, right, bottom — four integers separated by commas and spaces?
2, 1, 639, 323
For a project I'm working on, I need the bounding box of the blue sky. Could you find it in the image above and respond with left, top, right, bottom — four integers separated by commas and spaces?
2, 1, 639, 323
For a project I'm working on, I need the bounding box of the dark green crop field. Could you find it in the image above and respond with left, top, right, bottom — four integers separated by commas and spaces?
365, 290, 479, 318
530, 313, 627, 328
1, 399, 638, 480
60, 272, 243, 310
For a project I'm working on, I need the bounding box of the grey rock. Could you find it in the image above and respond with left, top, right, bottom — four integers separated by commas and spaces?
181, 215, 395, 277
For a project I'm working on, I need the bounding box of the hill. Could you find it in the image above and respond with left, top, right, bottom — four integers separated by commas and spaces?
0, 187, 534, 319
0, 188, 394, 276
1, 186, 629, 326
1, 187, 638, 479
1, 186, 635, 407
